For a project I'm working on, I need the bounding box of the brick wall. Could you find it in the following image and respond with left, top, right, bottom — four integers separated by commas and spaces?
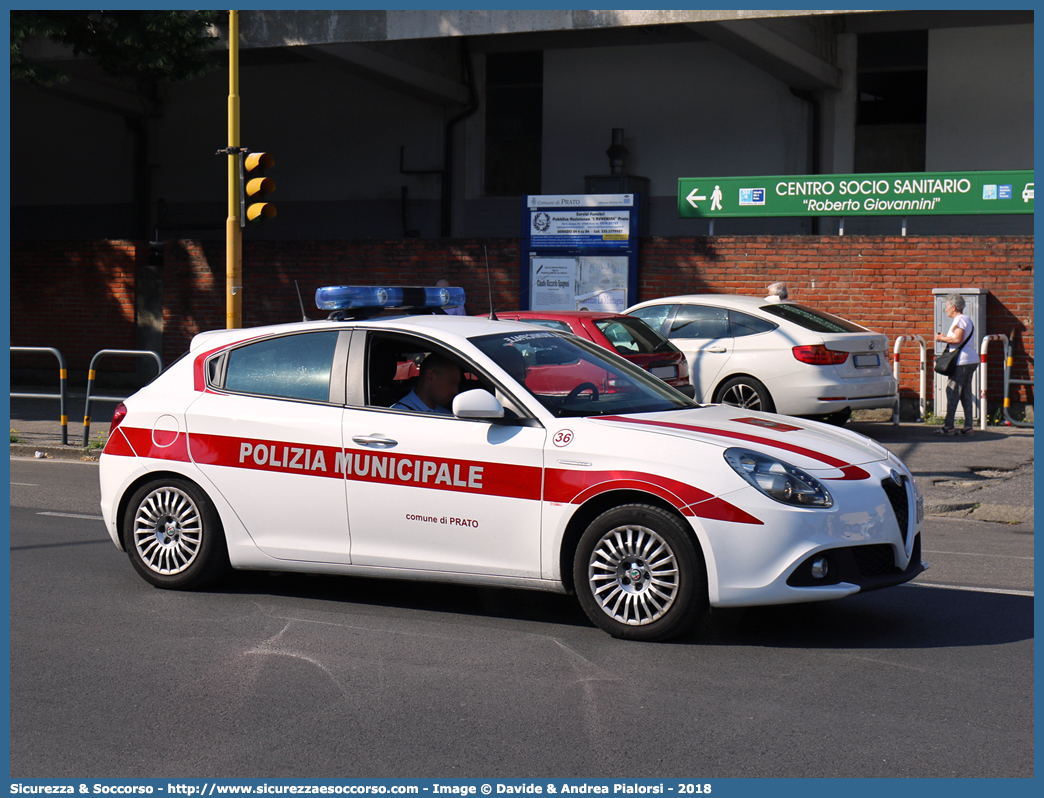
162, 238, 523, 360
10, 240, 141, 379
11, 236, 1034, 408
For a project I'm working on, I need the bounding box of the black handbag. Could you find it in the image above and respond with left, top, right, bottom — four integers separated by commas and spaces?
934, 322, 974, 376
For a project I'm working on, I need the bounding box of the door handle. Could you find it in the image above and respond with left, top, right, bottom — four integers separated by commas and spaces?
702, 346, 727, 353
352, 434, 398, 449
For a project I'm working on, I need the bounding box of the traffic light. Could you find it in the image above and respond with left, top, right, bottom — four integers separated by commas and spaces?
241, 151, 275, 223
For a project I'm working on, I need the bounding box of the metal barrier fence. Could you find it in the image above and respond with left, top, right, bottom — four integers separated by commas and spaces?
893, 333, 1032, 430
10, 346, 70, 445
82, 349, 163, 446
979, 334, 1033, 430
1003, 337, 1034, 428
891, 335, 926, 426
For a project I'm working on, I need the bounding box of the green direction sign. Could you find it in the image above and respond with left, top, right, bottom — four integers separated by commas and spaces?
678, 170, 1034, 218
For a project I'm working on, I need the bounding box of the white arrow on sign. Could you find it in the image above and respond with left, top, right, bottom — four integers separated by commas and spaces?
686, 188, 707, 208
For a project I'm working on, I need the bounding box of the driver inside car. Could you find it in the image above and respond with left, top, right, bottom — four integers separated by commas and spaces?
494, 345, 529, 385
391, 353, 461, 414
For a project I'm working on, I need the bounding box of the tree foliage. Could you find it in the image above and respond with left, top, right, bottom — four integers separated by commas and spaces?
11, 10, 224, 89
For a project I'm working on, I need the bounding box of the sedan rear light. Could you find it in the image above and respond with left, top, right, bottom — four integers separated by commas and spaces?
110, 403, 128, 431
793, 345, 849, 366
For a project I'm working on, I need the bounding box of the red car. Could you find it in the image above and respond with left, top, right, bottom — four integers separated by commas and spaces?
489, 311, 693, 395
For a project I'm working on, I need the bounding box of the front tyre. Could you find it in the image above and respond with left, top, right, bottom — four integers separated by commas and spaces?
122, 477, 229, 590
573, 504, 708, 641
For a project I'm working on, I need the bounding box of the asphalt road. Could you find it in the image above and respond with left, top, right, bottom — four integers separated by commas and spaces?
8, 458, 1034, 779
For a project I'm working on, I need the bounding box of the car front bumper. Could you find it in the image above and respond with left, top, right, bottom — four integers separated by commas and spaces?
695, 460, 924, 608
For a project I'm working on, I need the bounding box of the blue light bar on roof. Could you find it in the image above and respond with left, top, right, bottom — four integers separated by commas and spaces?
315, 285, 465, 311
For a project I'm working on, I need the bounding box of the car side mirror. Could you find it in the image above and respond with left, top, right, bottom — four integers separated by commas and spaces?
452, 388, 505, 419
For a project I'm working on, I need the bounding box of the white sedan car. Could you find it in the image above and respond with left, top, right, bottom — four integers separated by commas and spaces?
626, 295, 898, 425
99, 286, 925, 641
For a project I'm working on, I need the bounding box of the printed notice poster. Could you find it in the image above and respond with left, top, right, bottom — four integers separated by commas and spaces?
530, 255, 629, 312
529, 209, 631, 250
531, 258, 576, 310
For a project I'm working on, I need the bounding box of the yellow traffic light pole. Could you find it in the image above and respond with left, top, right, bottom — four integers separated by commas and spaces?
226, 9, 242, 329
220, 12, 275, 326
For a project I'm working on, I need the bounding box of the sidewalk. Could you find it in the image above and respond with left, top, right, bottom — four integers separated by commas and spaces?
10, 393, 124, 459
10, 395, 1034, 526
846, 420, 1034, 527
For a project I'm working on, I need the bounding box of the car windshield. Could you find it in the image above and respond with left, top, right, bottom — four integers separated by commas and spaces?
593, 316, 678, 355
759, 302, 869, 333
471, 330, 696, 418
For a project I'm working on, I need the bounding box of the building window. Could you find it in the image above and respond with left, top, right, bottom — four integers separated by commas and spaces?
484, 51, 543, 196
854, 30, 928, 173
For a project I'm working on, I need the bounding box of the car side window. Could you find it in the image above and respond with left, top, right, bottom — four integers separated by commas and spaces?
728, 310, 777, 337
597, 321, 639, 353
363, 332, 504, 414
628, 305, 672, 335
223, 331, 339, 402
669, 305, 729, 339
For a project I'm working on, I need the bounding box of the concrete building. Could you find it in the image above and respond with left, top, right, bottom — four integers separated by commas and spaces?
11, 9, 1034, 241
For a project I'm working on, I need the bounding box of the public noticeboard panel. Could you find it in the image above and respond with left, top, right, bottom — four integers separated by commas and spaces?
521, 194, 640, 313
677, 170, 1034, 218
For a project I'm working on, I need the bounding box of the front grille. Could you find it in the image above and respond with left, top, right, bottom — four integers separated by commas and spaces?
881, 475, 910, 543
852, 544, 897, 577
786, 536, 922, 590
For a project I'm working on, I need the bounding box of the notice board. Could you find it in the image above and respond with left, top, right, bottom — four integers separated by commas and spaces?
520, 194, 640, 313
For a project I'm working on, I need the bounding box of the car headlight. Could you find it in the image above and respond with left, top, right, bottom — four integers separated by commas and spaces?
724, 447, 833, 508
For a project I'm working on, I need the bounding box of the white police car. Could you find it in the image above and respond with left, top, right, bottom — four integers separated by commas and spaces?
99, 286, 926, 641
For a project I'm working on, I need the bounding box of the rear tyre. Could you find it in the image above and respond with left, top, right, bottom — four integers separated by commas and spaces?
573, 504, 708, 641
715, 376, 775, 413
822, 407, 852, 426
806, 407, 853, 426
122, 477, 229, 590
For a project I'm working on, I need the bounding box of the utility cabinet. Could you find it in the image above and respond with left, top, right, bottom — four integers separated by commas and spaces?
932, 287, 987, 421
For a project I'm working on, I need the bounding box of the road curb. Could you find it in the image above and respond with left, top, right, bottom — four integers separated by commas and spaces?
10, 444, 99, 462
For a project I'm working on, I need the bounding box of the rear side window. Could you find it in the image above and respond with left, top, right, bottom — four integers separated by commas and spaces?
224, 331, 339, 402
760, 303, 868, 333
669, 305, 729, 339
728, 310, 777, 337
593, 317, 677, 355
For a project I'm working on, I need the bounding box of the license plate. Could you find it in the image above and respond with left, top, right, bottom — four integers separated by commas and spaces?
651, 366, 676, 378
854, 354, 880, 368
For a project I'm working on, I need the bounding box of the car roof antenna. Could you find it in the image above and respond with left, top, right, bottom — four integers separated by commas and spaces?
485, 246, 499, 320
294, 280, 309, 321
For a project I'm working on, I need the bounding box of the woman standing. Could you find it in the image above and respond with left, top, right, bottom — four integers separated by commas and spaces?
934, 293, 978, 435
